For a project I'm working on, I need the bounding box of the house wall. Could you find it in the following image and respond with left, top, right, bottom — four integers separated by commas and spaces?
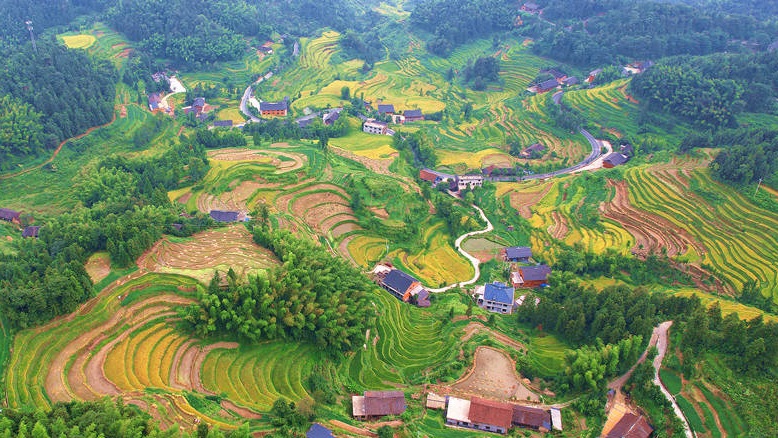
520, 280, 545, 288
261, 109, 287, 116
483, 299, 513, 314
363, 123, 386, 135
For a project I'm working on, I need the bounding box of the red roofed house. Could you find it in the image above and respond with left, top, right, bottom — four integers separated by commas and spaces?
468, 397, 513, 434
606, 413, 653, 438
352, 391, 406, 420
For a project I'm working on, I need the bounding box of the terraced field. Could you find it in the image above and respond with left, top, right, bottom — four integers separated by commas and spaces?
624, 165, 778, 298
137, 224, 279, 283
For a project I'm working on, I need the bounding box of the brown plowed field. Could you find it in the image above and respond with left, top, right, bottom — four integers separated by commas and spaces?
136, 224, 278, 283
508, 183, 553, 218
600, 180, 705, 258
548, 211, 569, 240
452, 346, 538, 402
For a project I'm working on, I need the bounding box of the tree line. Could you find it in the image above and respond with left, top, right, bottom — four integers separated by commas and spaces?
0, 41, 116, 167
181, 227, 376, 354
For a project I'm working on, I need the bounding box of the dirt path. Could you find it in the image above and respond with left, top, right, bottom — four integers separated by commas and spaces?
329, 420, 378, 437
0, 109, 118, 181
460, 322, 526, 353
652, 321, 694, 438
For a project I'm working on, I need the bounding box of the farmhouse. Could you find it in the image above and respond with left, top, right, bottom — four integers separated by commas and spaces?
505, 246, 532, 262
306, 423, 334, 438
603, 153, 630, 168
352, 390, 406, 420
22, 226, 41, 238
377, 103, 395, 115
563, 76, 580, 86
475, 281, 516, 314
374, 264, 431, 307
259, 98, 289, 117
323, 108, 342, 125
454, 175, 484, 191
520, 143, 546, 159
212, 120, 233, 128
363, 119, 388, 135
148, 92, 162, 112
606, 413, 653, 438
536, 78, 560, 93
0, 208, 21, 224
521, 2, 541, 14
446, 397, 472, 428
468, 397, 514, 434
209, 210, 240, 222
515, 265, 551, 288
512, 405, 551, 432
183, 97, 208, 119
550, 407, 563, 431
403, 109, 424, 122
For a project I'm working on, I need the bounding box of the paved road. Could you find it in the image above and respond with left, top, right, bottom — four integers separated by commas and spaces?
240, 81, 262, 123
427, 205, 494, 293
488, 128, 602, 183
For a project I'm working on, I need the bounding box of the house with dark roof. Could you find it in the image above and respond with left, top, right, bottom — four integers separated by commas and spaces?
521, 2, 541, 14
296, 113, 318, 128
606, 413, 653, 438
375, 265, 430, 307
516, 265, 551, 288
0, 208, 21, 224
352, 391, 406, 420
306, 423, 335, 438
323, 108, 342, 125
587, 68, 603, 83
512, 405, 551, 432
209, 210, 240, 222
476, 281, 516, 314
213, 120, 233, 128
505, 246, 532, 262
468, 397, 513, 434
563, 76, 579, 86
536, 78, 560, 93
259, 98, 289, 117
403, 109, 424, 122
377, 104, 395, 115
22, 226, 41, 238
603, 153, 630, 168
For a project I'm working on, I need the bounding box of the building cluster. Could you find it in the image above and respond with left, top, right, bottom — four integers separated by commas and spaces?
373, 264, 431, 307
296, 107, 342, 128
472, 246, 552, 314
1, 208, 40, 239
529, 68, 579, 94
445, 395, 562, 434
362, 103, 425, 135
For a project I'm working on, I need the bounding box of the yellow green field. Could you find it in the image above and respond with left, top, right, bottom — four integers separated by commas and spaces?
60, 34, 96, 49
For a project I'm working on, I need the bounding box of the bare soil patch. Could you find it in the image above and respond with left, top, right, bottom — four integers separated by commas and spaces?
176, 191, 192, 204
548, 211, 569, 240
85, 252, 111, 284
221, 400, 262, 420
329, 420, 378, 437
452, 346, 538, 402
460, 322, 525, 353
369, 207, 389, 219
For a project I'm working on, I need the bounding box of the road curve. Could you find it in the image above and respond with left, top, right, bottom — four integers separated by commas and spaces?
240, 82, 262, 123
427, 204, 493, 293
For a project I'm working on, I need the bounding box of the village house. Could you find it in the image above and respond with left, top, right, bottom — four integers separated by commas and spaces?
212, 120, 233, 128
504, 246, 532, 262
259, 97, 289, 117
521, 2, 542, 14
305, 423, 334, 438
563, 76, 580, 86
446, 397, 472, 428
586, 68, 603, 83
22, 226, 41, 238
377, 103, 395, 115
515, 265, 552, 288
550, 408, 563, 431
373, 264, 431, 307
363, 119, 388, 135
475, 281, 516, 314
322, 108, 342, 125
403, 109, 424, 123
148, 92, 162, 112
209, 210, 241, 223
352, 391, 406, 421
0, 208, 21, 224
603, 153, 630, 168
468, 397, 514, 434
535, 78, 560, 93
606, 413, 653, 438
453, 175, 484, 191
512, 405, 551, 432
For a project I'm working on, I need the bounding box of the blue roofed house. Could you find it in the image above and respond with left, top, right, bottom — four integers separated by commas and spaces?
476, 281, 515, 314
505, 246, 532, 262
209, 210, 240, 222
306, 423, 335, 438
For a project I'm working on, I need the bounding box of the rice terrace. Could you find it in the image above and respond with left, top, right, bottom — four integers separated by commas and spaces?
1, 1, 778, 437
